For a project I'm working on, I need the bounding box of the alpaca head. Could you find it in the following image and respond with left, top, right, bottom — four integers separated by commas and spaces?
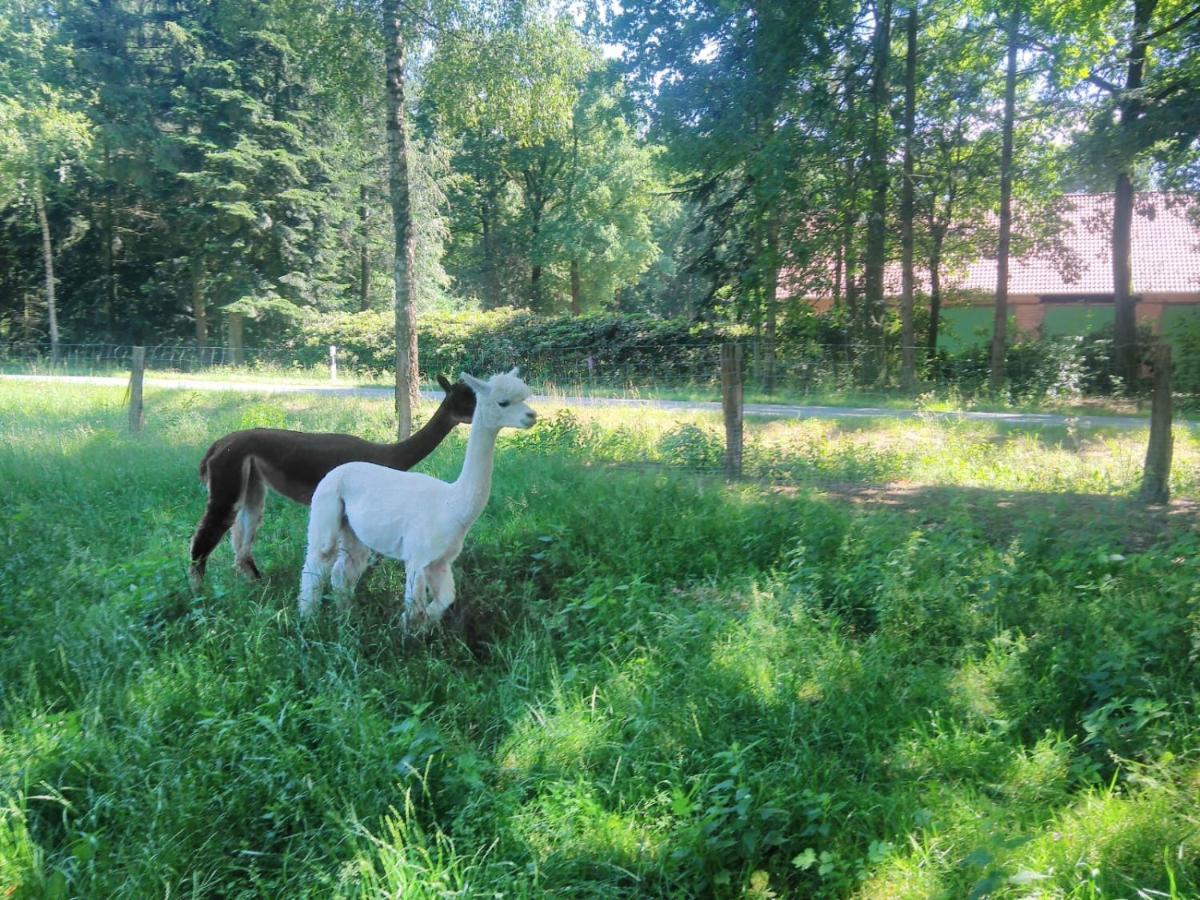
460, 368, 537, 430
436, 374, 477, 424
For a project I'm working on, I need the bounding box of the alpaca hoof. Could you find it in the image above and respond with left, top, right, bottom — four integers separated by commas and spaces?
401, 608, 430, 634
235, 557, 263, 580
188, 561, 205, 592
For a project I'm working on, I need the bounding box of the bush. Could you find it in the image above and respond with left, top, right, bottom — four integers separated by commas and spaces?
1171, 311, 1200, 396
657, 422, 725, 469
942, 323, 1156, 400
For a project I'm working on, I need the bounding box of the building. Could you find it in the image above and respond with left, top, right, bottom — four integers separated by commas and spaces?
781, 192, 1200, 349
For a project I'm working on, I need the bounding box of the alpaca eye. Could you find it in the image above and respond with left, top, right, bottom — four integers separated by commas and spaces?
497, 400, 510, 408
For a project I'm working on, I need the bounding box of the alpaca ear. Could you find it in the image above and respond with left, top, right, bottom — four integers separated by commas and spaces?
437, 373, 452, 393
507, 366, 520, 378
460, 372, 487, 394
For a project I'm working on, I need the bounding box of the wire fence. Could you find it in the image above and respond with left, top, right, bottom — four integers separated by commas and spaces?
1, 337, 1178, 407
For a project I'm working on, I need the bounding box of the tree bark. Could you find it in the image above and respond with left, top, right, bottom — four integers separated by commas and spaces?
763, 213, 780, 394
840, 60, 859, 323
359, 183, 371, 312
228, 312, 245, 366
927, 230, 944, 361
899, 4, 918, 389
570, 258, 582, 315
1138, 343, 1172, 503
192, 253, 207, 346
102, 139, 117, 336
481, 199, 501, 308
1113, 0, 1157, 389
384, 0, 419, 439
33, 181, 59, 363
862, 0, 892, 379
990, 8, 1019, 393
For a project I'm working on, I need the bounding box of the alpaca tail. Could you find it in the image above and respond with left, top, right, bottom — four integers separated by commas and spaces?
197, 438, 222, 487
306, 473, 346, 561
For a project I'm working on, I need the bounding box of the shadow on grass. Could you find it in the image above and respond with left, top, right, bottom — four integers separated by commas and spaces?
5, 421, 1198, 897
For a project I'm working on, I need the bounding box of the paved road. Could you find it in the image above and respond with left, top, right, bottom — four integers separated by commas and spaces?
2, 372, 1184, 431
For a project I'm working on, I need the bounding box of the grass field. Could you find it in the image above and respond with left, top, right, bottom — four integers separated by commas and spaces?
1, 381, 1198, 898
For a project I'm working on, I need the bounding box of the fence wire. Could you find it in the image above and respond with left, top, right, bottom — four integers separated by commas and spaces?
0, 335, 1184, 406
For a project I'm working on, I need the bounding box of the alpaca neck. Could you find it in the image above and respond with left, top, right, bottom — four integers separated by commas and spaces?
381, 405, 455, 465
452, 419, 500, 525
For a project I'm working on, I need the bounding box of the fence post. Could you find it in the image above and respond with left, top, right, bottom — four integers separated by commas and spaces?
1138, 343, 1172, 504
721, 342, 743, 480
128, 345, 145, 434
329, 344, 338, 383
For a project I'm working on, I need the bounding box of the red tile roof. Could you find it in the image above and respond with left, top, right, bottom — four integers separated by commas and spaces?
782, 192, 1200, 300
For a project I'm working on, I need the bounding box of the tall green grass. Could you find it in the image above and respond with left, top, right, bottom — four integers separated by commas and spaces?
1, 382, 1197, 897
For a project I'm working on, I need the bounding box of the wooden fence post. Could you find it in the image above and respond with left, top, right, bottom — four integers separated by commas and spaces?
1139, 343, 1172, 504
128, 345, 145, 434
721, 342, 743, 480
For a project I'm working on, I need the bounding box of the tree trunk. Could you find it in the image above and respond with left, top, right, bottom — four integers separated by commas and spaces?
1113, 0, 1157, 389
530, 262, 542, 300
481, 200, 501, 308
102, 139, 117, 336
570, 258, 582, 315
862, 0, 892, 380
192, 254, 207, 346
990, 8, 1019, 394
33, 182, 59, 363
833, 242, 844, 308
763, 214, 780, 395
899, 4, 918, 389
359, 183, 371, 312
384, 0, 419, 439
927, 233, 943, 362
228, 312, 245, 366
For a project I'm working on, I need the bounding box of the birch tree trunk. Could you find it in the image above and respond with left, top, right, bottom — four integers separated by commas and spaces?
33, 180, 59, 364
384, 0, 419, 439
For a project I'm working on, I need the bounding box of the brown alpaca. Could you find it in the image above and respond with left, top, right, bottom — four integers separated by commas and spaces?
188, 374, 475, 589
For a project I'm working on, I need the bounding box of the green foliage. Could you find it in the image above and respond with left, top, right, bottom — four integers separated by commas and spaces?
941, 323, 1157, 400
658, 422, 724, 469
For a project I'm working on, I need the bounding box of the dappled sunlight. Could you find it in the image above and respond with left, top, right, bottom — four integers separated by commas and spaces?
506, 780, 669, 880
3, 381, 1199, 896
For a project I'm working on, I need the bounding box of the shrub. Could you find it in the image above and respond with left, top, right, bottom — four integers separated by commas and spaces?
657, 422, 724, 469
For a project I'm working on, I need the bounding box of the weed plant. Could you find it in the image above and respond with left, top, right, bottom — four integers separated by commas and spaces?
0, 383, 1197, 897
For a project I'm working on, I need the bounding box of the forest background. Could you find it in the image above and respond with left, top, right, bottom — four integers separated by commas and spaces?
2, 0, 1199, 408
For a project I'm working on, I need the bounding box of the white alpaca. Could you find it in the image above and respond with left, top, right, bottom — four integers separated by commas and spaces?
297, 369, 537, 625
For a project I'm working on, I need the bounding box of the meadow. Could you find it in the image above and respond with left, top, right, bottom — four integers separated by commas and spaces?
0, 380, 1198, 898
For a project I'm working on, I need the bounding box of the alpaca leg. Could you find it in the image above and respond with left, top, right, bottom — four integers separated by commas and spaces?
401, 565, 431, 631
298, 486, 343, 617
189, 466, 243, 590
423, 563, 456, 624
232, 461, 266, 580
298, 545, 336, 617
331, 528, 372, 612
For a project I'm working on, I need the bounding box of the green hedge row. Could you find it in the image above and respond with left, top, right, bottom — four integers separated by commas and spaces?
288, 309, 736, 382
287, 308, 1198, 398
